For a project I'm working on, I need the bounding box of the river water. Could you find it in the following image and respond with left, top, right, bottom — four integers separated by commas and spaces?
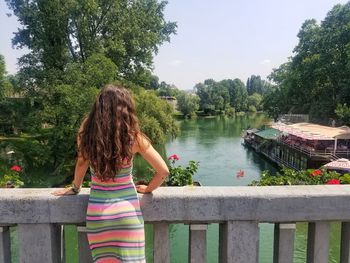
142, 114, 341, 263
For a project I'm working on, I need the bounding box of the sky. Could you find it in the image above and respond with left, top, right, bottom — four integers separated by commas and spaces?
1, 0, 349, 90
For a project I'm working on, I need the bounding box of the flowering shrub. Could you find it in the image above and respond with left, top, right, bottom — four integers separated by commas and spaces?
0, 165, 24, 188
167, 154, 199, 186
250, 167, 349, 186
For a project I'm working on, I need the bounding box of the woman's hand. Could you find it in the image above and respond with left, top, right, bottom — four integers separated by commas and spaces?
136, 184, 151, 194
51, 187, 76, 196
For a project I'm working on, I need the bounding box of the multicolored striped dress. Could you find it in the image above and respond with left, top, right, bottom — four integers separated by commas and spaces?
86, 163, 146, 263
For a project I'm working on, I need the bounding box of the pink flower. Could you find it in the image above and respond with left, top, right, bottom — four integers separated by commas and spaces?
168, 154, 179, 161
10, 165, 22, 172
311, 169, 322, 177
326, 179, 340, 185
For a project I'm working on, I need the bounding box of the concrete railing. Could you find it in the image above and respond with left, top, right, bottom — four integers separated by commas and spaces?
1, 186, 350, 263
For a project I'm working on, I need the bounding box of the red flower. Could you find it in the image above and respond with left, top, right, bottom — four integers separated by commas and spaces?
326, 179, 340, 185
311, 169, 322, 177
10, 165, 22, 172
168, 154, 179, 161
236, 170, 245, 178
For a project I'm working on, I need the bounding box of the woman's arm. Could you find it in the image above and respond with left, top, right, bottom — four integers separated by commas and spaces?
133, 134, 169, 193
51, 122, 89, 196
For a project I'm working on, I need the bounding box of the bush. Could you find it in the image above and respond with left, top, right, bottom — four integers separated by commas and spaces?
250, 167, 348, 186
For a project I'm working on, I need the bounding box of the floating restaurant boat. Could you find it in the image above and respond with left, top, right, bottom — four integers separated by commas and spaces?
242, 122, 350, 170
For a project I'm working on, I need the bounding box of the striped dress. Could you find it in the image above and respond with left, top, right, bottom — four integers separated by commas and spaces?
86, 163, 146, 263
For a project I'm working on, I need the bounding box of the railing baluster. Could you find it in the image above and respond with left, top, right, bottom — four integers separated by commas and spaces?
18, 223, 62, 263
154, 222, 170, 263
0, 225, 11, 263
306, 222, 330, 263
219, 221, 259, 263
77, 226, 94, 263
189, 224, 208, 263
273, 223, 296, 263
340, 222, 350, 263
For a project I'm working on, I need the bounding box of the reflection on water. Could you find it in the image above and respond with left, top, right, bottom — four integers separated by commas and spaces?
165, 114, 276, 187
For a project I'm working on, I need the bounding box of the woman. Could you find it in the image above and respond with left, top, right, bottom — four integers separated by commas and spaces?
52, 85, 169, 263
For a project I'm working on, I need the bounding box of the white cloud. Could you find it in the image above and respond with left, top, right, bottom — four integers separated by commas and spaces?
260, 59, 271, 65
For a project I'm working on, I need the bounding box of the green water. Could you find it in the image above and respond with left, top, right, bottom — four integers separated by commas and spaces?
157, 114, 341, 263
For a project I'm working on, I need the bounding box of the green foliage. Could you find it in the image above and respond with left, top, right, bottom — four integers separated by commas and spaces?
176, 91, 199, 118
225, 106, 236, 117
157, 82, 181, 97
40, 85, 98, 169
335, 103, 350, 126
6, 0, 176, 83
3, 1, 179, 178
0, 55, 17, 99
195, 78, 248, 115
265, 2, 350, 123
134, 89, 179, 143
250, 167, 348, 186
167, 156, 199, 186
0, 54, 5, 98
248, 105, 257, 113
248, 93, 263, 111
246, 75, 272, 95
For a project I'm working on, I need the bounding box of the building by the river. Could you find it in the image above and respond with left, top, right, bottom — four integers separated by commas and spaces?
243, 122, 350, 170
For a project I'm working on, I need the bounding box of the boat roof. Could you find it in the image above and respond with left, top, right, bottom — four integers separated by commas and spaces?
254, 128, 281, 139
272, 122, 350, 140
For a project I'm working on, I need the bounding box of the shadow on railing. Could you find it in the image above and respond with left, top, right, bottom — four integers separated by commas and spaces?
1, 186, 350, 263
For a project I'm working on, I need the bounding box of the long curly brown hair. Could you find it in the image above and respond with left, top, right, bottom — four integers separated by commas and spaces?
79, 84, 140, 181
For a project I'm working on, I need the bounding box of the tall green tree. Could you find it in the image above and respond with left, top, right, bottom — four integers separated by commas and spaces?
248, 93, 263, 112
6, 0, 176, 86
266, 2, 350, 123
246, 75, 272, 95
226, 78, 248, 112
176, 91, 199, 118
0, 55, 6, 98
4, 0, 178, 175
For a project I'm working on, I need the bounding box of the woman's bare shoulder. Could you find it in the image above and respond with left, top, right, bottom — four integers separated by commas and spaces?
132, 133, 151, 154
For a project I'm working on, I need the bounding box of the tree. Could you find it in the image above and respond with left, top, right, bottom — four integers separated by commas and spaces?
0, 55, 6, 99
134, 89, 179, 142
195, 78, 248, 114
266, 2, 350, 123
226, 78, 248, 112
246, 75, 272, 95
248, 93, 263, 111
195, 82, 214, 114
157, 82, 180, 97
4, 0, 179, 175
176, 91, 199, 118
6, 0, 177, 86
335, 104, 350, 126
